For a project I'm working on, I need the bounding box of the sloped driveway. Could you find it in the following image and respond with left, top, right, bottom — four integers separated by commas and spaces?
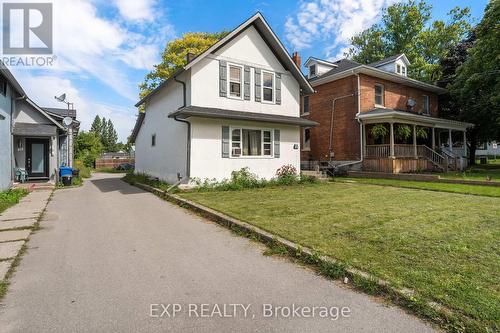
0, 173, 436, 332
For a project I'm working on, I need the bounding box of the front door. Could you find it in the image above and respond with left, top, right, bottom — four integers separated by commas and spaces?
26, 138, 49, 178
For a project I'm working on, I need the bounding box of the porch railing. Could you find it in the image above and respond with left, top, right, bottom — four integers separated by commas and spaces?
365, 145, 391, 158
365, 144, 450, 171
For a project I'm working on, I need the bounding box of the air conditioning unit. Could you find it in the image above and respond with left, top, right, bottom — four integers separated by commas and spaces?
232, 148, 241, 157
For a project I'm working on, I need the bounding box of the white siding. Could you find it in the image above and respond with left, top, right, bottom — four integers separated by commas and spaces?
190, 118, 300, 181
134, 75, 188, 184
190, 25, 300, 118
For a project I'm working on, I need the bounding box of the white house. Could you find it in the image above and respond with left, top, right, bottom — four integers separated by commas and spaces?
131, 13, 316, 183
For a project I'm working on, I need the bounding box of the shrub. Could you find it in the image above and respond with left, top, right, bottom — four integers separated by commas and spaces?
276, 164, 298, 185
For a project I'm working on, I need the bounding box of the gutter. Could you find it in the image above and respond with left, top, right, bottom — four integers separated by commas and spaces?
173, 75, 191, 181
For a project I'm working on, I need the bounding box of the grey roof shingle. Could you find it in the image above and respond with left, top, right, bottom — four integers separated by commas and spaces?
169, 105, 318, 126
12, 122, 57, 136
42, 107, 77, 118
309, 59, 361, 82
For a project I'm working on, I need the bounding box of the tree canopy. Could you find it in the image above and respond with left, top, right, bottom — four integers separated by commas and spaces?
447, 0, 500, 162
139, 31, 228, 100
75, 131, 102, 167
90, 115, 119, 153
347, 0, 471, 82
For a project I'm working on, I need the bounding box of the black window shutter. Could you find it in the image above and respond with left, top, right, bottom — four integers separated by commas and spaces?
274, 129, 280, 158
222, 126, 230, 158
275, 73, 281, 105
219, 61, 227, 97
244, 66, 251, 100
255, 68, 261, 102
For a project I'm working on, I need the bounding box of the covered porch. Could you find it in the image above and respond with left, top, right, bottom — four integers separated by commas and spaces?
357, 109, 473, 173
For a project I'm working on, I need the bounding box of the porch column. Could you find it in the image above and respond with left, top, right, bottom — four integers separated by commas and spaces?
431, 127, 436, 150
362, 123, 366, 158
463, 131, 467, 157
413, 125, 418, 158
389, 122, 395, 158
448, 129, 453, 152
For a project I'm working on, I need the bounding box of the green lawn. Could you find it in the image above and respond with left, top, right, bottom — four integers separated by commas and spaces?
442, 165, 500, 182
0, 189, 28, 214
180, 183, 500, 331
338, 178, 500, 197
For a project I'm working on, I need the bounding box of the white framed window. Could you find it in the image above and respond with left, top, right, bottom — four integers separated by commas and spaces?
230, 127, 273, 157
303, 127, 311, 151
402, 66, 406, 76
261, 70, 275, 103
423, 95, 430, 115
302, 96, 310, 115
309, 64, 316, 77
396, 64, 401, 74
374, 84, 384, 106
228, 63, 243, 99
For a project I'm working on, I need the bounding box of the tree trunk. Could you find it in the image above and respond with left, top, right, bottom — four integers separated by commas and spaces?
469, 133, 478, 165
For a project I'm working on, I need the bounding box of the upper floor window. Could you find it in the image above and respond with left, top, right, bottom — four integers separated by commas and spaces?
0, 76, 7, 96
374, 84, 384, 106
303, 127, 311, 150
309, 65, 316, 77
302, 96, 310, 115
229, 64, 243, 98
402, 66, 406, 76
396, 64, 401, 74
423, 95, 430, 115
151, 134, 156, 147
262, 71, 274, 103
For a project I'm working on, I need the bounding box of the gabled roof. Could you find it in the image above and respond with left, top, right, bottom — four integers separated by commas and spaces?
24, 98, 66, 130
309, 59, 361, 82
369, 54, 410, 68
136, 12, 314, 107
42, 107, 77, 119
303, 57, 338, 68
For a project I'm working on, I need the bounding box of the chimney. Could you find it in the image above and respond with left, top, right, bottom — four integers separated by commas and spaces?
186, 52, 196, 63
292, 52, 301, 68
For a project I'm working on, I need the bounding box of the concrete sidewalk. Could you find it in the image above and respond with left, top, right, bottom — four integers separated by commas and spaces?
0, 189, 52, 281
0, 174, 437, 332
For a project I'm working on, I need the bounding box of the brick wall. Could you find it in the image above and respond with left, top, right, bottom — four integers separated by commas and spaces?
301, 76, 360, 161
359, 74, 438, 116
301, 73, 440, 163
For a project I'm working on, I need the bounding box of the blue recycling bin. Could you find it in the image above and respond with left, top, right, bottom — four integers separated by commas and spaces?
59, 166, 73, 177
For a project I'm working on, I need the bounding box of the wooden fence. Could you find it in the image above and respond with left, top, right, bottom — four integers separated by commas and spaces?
95, 158, 134, 169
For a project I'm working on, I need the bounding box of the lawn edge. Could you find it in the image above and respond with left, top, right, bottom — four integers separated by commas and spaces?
125, 178, 485, 333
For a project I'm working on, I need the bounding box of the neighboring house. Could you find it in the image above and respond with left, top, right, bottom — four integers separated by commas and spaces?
0, 62, 78, 190
300, 53, 473, 173
476, 141, 499, 157
131, 13, 315, 183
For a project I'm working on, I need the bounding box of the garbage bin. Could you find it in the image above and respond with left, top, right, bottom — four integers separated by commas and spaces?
72, 169, 80, 177
62, 176, 72, 186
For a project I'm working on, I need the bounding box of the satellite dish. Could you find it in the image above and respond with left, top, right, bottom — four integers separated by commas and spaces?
63, 116, 73, 127
407, 98, 416, 109
55, 93, 66, 102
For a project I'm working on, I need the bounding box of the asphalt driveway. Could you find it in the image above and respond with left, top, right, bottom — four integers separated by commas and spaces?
0, 173, 436, 332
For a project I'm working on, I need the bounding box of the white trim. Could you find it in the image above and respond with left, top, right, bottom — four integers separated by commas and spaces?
229, 125, 274, 159
374, 83, 384, 107
227, 62, 244, 100
261, 70, 275, 104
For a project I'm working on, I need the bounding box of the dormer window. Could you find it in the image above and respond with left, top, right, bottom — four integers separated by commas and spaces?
397, 64, 401, 74
402, 66, 406, 76
309, 64, 316, 78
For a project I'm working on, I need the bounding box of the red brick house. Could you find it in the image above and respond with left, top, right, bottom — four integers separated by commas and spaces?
297, 53, 473, 173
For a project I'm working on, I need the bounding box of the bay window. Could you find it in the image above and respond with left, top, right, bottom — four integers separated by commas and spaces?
262, 71, 274, 103
230, 128, 273, 157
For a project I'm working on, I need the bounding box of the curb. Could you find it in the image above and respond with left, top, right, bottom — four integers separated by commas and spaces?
126, 179, 476, 332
